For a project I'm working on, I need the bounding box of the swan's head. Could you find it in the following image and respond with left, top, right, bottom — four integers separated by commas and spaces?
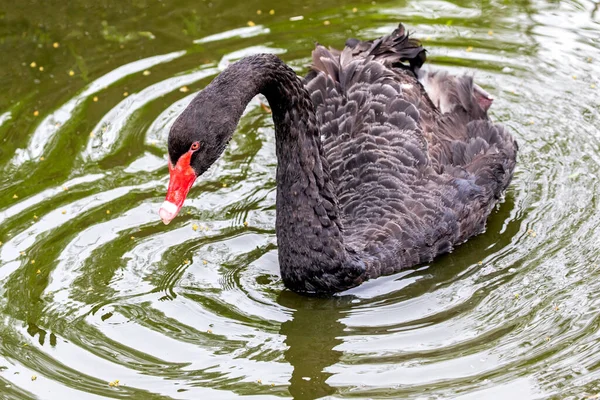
159, 90, 236, 225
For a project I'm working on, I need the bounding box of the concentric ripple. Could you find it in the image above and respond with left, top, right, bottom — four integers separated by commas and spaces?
1, 0, 599, 399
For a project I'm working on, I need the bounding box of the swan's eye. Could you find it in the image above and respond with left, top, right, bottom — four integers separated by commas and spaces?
190, 142, 200, 151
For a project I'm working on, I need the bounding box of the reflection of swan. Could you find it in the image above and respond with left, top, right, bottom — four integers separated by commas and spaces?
278, 291, 346, 399
160, 23, 518, 295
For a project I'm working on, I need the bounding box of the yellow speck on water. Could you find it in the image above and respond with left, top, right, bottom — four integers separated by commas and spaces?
324, 20, 331, 25
68, 70, 74, 76
514, 293, 520, 299
13, 194, 18, 199
271, 383, 275, 387
554, 305, 559, 311
207, 329, 212, 333
36, 269, 41, 274
40, 157, 44, 161
123, 91, 129, 97
192, 224, 199, 231
106, 210, 111, 214
93, 96, 98, 102
587, 57, 593, 62
257, 380, 262, 384
143, 70, 151, 76
269, 9, 275, 15
184, 259, 190, 265
130, 236, 135, 240
31, 375, 37, 381
545, 336, 551, 342
256, 9, 262, 14
31, 260, 35, 264
20, 252, 25, 256
33, 215, 38, 219
61, 210, 66, 214
33, 110, 39, 117
352, 7, 358, 12
62, 186, 68, 191
53, 42, 60, 48
30, 62, 37, 68
466, 46, 473, 52
90, 132, 95, 138
179, 86, 189, 93
244, 221, 249, 227
222, 183, 227, 188
592, 84, 596, 89
488, 30, 494, 35
39, 66, 44, 71
247, 21, 256, 27
108, 379, 120, 387
573, 75, 577, 80
202, 260, 208, 265
477, 261, 483, 265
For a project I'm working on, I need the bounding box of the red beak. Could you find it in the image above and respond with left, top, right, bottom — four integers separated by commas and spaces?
159, 151, 197, 224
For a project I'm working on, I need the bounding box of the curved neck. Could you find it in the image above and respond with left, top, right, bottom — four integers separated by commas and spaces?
207, 54, 365, 294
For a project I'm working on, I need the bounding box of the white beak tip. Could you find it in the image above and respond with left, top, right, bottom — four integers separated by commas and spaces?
159, 201, 179, 225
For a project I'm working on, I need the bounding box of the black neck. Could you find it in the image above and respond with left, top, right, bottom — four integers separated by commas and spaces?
206, 54, 365, 294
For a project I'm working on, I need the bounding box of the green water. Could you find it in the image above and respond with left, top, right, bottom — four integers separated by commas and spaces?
1, 0, 600, 399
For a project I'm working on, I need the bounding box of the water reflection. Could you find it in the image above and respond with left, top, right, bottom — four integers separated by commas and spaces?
280, 292, 346, 399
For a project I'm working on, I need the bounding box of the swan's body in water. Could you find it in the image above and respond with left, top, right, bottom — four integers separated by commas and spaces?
159, 24, 518, 295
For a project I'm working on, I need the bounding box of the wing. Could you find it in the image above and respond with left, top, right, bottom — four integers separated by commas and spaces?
303, 24, 517, 276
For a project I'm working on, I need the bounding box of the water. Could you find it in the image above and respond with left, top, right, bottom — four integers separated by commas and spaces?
1, 0, 599, 398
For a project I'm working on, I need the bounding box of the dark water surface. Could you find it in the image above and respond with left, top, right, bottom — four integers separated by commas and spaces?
1, 0, 600, 398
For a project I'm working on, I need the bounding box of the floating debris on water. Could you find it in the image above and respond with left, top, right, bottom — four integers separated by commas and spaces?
106, 210, 111, 214
207, 329, 212, 333
93, 96, 98, 102
31, 260, 35, 264
30, 62, 37, 68
477, 261, 483, 265
123, 92, 129, 97
247, 21, 256, 27
179, 86, 189, 93
324, 20, 331, 25
108, 379, 120, 387
12, 194, 18, 199
466, 46, 473, 52
33, 110, 39, 117
61, 210, 67, 214
192, 224, 199, 231
36, 269, 41, 274
143, 70, 151, 76
68, 70, 74, 76
352, 7, 358, 12
244, 221, 249, 227
53, 42, 60, 48
488, 30, 494, 35
269, 9, 275, 15
514, 293, 520, 299
31, 375, 37, 381
527, 229, 537, 237
39, 66, 44, 72
202, 260, 208, 265
256, 9, 262, 15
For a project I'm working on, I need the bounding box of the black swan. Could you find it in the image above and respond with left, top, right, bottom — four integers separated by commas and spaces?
159, 24, 518, 295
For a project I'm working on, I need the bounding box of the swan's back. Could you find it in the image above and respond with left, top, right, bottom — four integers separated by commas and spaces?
303, 24, 517, 277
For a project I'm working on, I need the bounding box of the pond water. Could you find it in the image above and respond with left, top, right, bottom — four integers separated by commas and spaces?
1, 0, 600, 399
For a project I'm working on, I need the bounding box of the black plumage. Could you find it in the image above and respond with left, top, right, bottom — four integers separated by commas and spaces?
166, 23, 518, 295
